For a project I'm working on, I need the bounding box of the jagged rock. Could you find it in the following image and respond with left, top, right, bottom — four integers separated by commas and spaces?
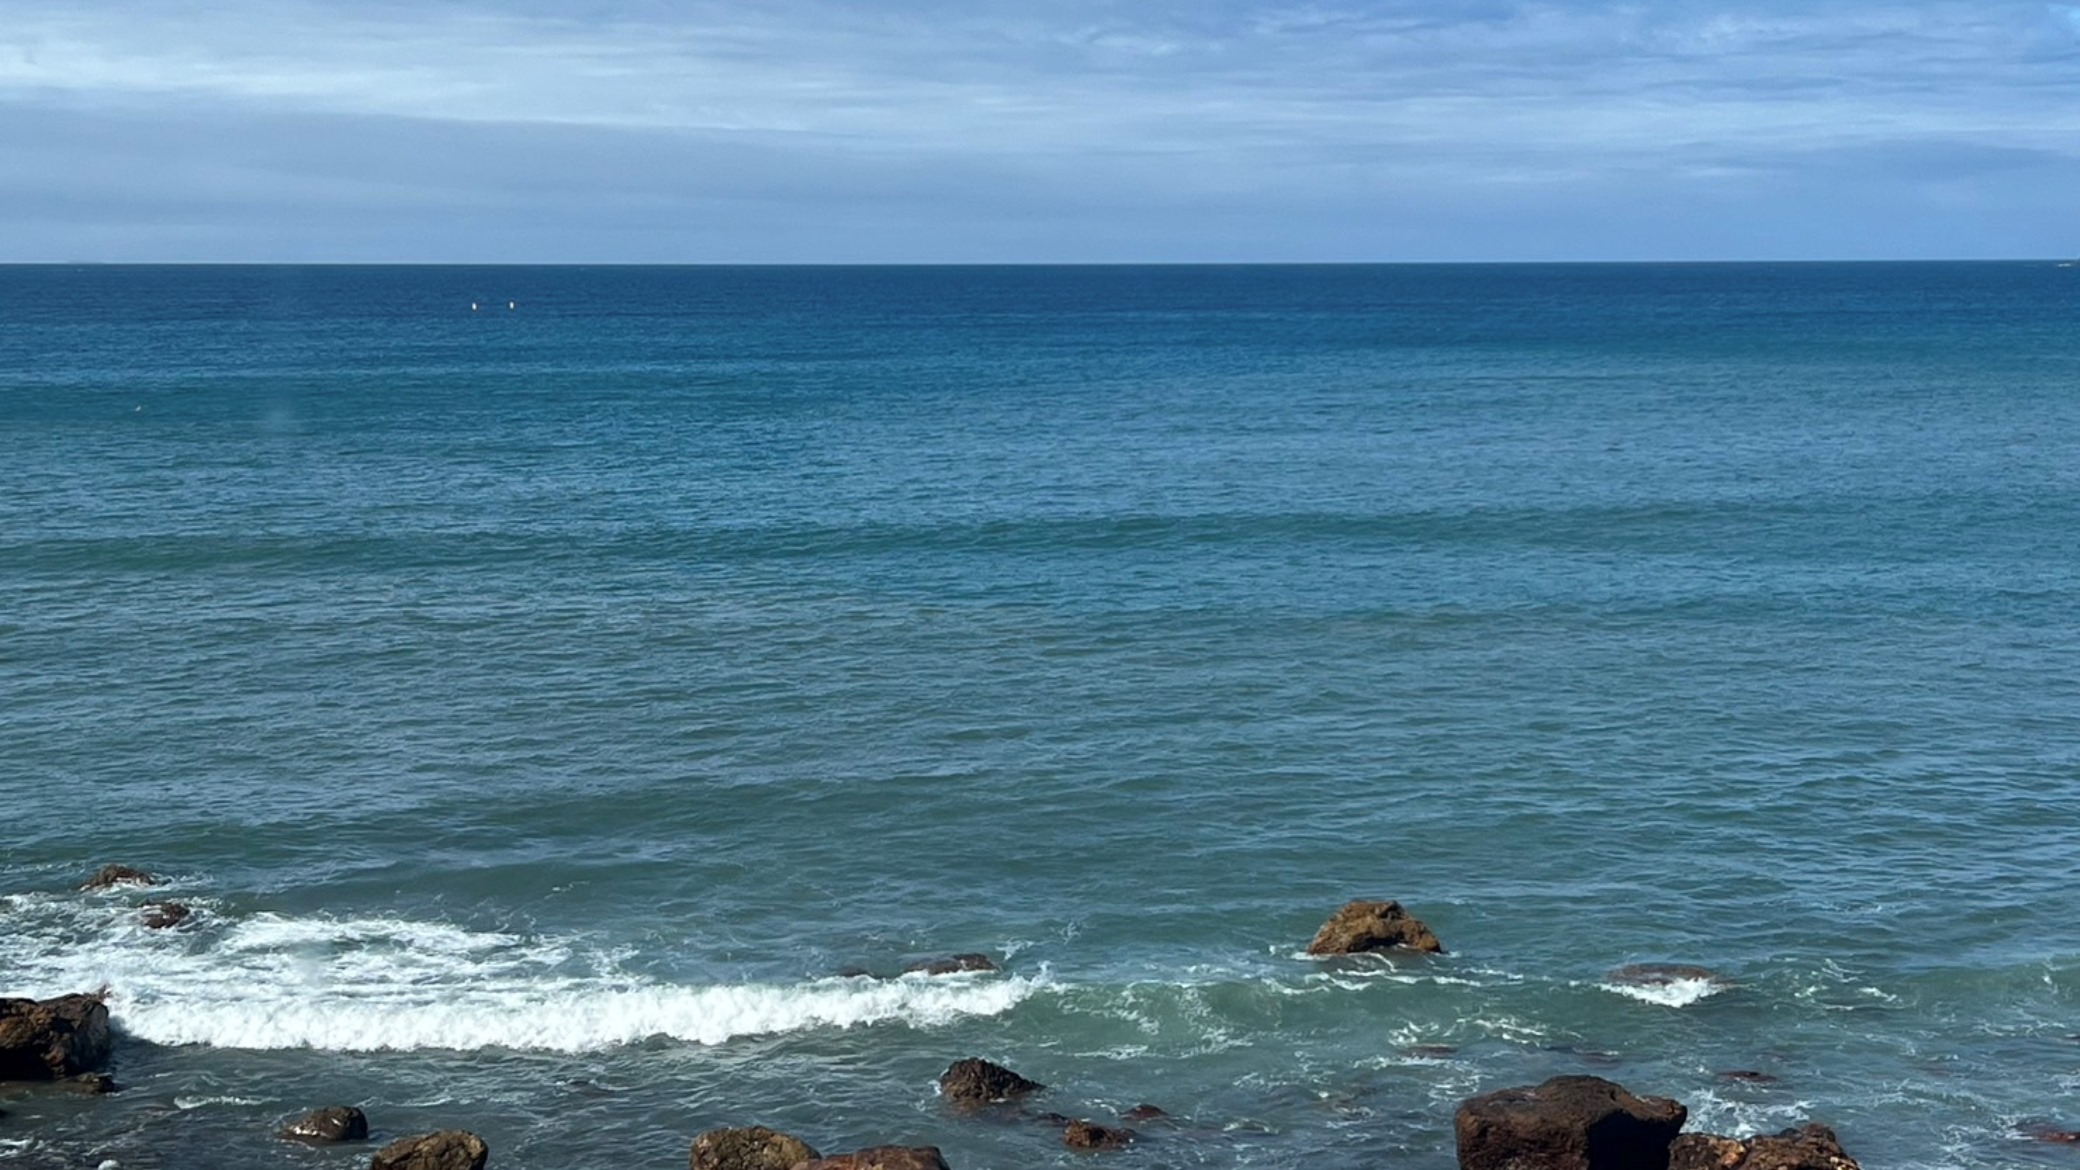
938, 1058, 1043, 1106
283, 1105, 369, 1142
1305, 900, 1444, 955
1455, 1075, 1686, 1170
141, 903, 190, 930
1063, 1121, 1134, 1150
81, 865, 157, 891
1120, 1104, 1167, 1122
904, 954, 998, 976
1607, 964, 1723, 987
689, 1125, 819, 1170
794, 1147, 949, 1170
0, 994, 113, 1080
368, 1130, 488, 1170
1669, 1124, 1860, 1170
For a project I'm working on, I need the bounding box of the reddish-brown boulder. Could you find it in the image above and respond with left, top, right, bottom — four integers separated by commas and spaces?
1669, 1124, 1860, 1170
1063, 1121, 1134, 1150
368, 1130, 488, 1170
283, 1105, 369, 1142
1305, 900, 1444, 955
938, 1058, 1043, 1106
0, 994, 113, 1081
81, 865, 157, 890
690, 1125, 819, 1170
794, 1146, 949, 1170
1455, 1075, 1685, 1170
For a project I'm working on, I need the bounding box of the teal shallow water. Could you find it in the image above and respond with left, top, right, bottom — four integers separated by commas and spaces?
4, 264, 2080, 1168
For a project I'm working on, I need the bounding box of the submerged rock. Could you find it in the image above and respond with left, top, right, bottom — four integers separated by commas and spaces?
939, 1058, 1043, 1107
903, 954, 998, 976
1715, 1070, 1780, 1085
0, 994, 113, 1081
1606, 964, 1723, 987
1669, 1124, 1860, 1170
81, 865, 157, 891
1455, 1075, 1685, 1170
368, 1130, 488, 1170
1062, 1121, 1134, 1150
283, 1105, 369, 1143
140, 902, 190, 930
1305, 900, 1444, 955
1120, 1104, 1167, 1123
689, 1125, 819, 1170
795, 1146, 950, 1170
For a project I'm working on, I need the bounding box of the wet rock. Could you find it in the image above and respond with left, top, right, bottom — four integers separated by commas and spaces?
1063, 1121, 1134, 1150
689, 1125, 819, 1170
141, 903, 190, 930
2019, 1124, 2080, 1145
1409, 1045, 1460, 1059
1120, 1104, 1167, 1122
1606, 964, 1724, 987
1455, 1075, 1686, 1170
1305, 900, 1444, 956
81, 865, 157, 891
1715, 1070, 1779, 1085
834, 967, 875, 979
1668, 1124, 1860, 1170
904, 954, 998, 976
368, 1130, 488, 1170
795, 1146, 950, 1170
939, 1058, 1043, 1107
60, 1072, 118, 1095
0, 994, 113, 1080
283, 1105, 369, 1142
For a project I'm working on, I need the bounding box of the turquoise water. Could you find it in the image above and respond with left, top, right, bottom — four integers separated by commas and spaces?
4, 263, 2079, 1168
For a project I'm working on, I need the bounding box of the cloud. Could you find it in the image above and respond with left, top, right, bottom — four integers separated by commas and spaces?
1, 0, 2075, 259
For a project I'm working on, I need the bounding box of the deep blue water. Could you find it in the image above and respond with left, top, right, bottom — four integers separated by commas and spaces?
4, 263, 2080, 1169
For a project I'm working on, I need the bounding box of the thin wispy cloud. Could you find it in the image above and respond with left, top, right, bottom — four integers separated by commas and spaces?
2, 1, 2074, 260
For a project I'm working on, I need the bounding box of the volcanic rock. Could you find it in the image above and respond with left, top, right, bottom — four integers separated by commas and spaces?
938, 1058, 1043, 1106
1668, 1124, 1860, 1170
903, 954, 998, 976
689, 1125, 819, 1170
1063, 1121, 1134, 1150
141, 903, 190, 930
1305, 900, 1444, 955
1455, 1075, 1686, 1170
368, 1130, 489, 1170
0, 994, 113, 1081
794, 1146, 950, 1170
283, 1105, 369, 1142
81, 865, 157, 891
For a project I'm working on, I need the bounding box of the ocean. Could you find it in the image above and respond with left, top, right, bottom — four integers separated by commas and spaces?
2, 262, 2078, 1169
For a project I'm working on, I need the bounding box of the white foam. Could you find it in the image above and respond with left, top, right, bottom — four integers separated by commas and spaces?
0, 898, 1039, 1054
1601, 976, 1724, 1007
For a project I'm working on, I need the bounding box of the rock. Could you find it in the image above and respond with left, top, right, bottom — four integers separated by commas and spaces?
1607, 964, 1723, 987
938, 1058, 1043, 1107
1715, 1070, 1779, 1085
283, 1105, 369, 1142
794, 1147, 950, 1170
1668, 1124, 1860, 1170
1120, 1104, 1167, 1122
1062, 1121, 1134, 1150
1454, 1075, 1686, 1170
903, 954, 998, 976
1305, 900, 1444, 955
1409, 1045, 1459, 1058
0, 994, 114, 1080
689, 1125, 819, 1170
368, 1130, 488, 1170
834, 967, 874, 979
81, 865, 157, 891
60, 1072, 118, 1095
2027, 1128, 2080, 1145
141, 903, 190, 930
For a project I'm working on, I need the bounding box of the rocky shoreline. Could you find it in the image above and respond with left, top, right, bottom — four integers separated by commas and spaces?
2, 875, 1899, 1169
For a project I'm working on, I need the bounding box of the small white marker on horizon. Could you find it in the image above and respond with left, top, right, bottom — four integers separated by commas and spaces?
509, 301, 517, 310
471, 302, 479, 311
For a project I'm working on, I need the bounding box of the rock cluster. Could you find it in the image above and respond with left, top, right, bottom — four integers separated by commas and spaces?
1455, 1078, 1862, 1170
1669, 1125, 1861, 1170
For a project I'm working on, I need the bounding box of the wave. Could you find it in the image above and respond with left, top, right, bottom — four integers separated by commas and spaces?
1598, 976, 1726, 1008
0, 894, 1038, 1054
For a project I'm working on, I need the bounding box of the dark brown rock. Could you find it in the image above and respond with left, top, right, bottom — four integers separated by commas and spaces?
1715, 1070, 1779, 1085
1305, 900, 1444, 955
141, 902, 191, 930
368, 1130, 488, 1170
1668, 1125, 1860, 1170
1120, 1104, 1167, 1122
59, 1072, 117, 1095
904, 954, 998, 976
1063, 1121, 1134, 1150
1607, 964, 1723, 987
0, 994, 113, 1081
938, 1058, 1043, 1106
81, 865, 157, 891
1455, 1075, 1686, 1170
690, 1125, 819, 1170
794, 1146, 950, 1170
283, 1105, 369, 1142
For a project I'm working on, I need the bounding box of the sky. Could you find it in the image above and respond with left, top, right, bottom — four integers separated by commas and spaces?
2, 0, 2076, 262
